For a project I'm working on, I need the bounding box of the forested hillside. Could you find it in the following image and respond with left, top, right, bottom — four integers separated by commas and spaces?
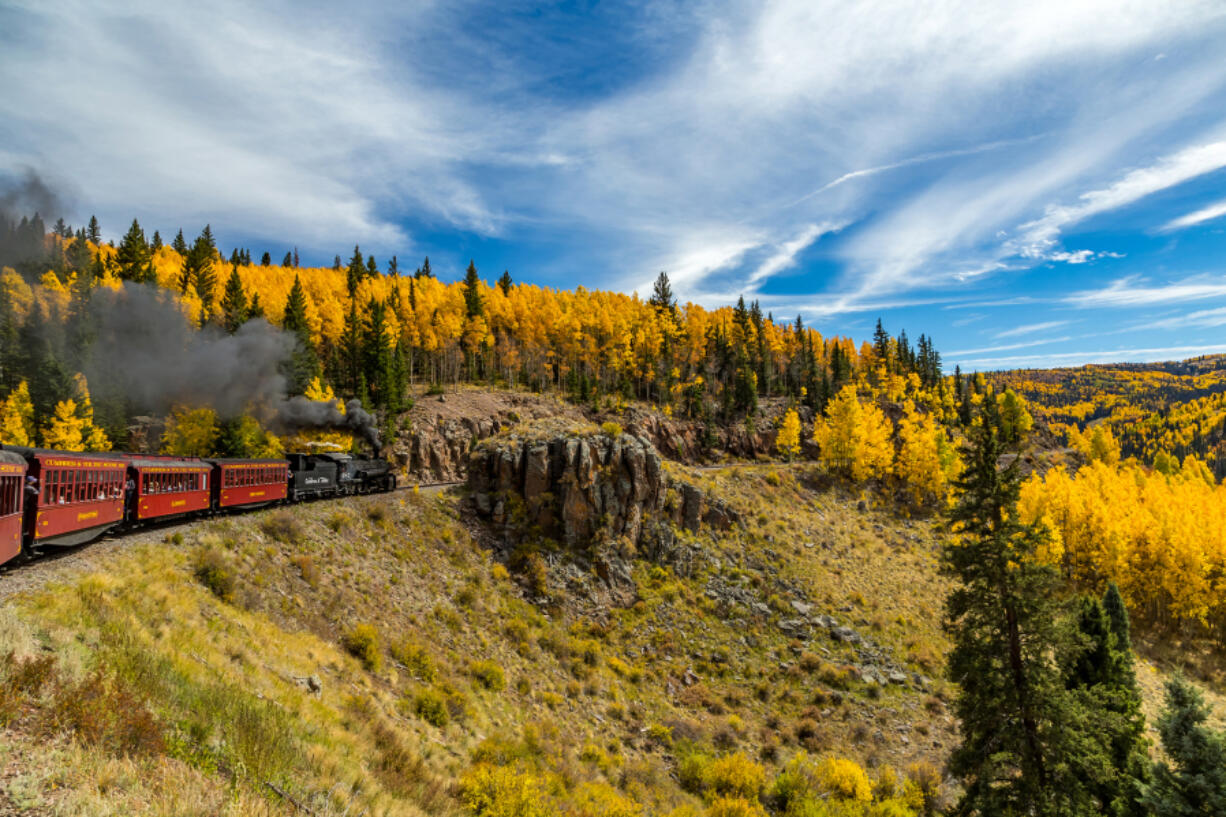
4, 210, 1226, 815
0, 215, 945, 453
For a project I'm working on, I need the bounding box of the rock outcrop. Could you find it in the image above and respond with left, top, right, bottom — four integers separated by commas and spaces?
467, 429, 740, 552
469, 431, 665, 547
388, 392, 587, 483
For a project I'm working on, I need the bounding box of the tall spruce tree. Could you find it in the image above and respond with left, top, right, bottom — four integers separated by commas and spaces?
171, 229, 188, 255
649, 271, 676, 316
1144, 675, 1226, 816
497, 269, 512, 295
280, 275, 318, 393
115, 218, 150, 280
346, 245, 364, 298
86, 215, 101, 244
943, 395, 1102, 816
220, 265, 248, 333
463, 260, 483, 318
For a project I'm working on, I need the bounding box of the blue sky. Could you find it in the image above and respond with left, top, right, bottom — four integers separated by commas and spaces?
4, 0, 1226, 370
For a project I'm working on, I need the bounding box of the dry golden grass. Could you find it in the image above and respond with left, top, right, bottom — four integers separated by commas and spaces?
2, 459, 1212, 815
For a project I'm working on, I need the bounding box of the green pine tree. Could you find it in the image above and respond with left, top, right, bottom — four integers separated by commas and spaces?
115, 218, 150, 280
220, 265, 249, 333
86, 215, 101, 244
280, 275, 318, 394
346, 245, 364, 298
463, 260, 483, 318
1144, 675, 1226, 816
361, 297, 396, 409
171, 229, 187, 255
248, 291, 265, 321
943, 396, 1100, 816
649, 271, 676, 316
497, 269, 513, 295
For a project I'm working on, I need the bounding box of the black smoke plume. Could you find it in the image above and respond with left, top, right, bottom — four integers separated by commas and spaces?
80, 283, 382, 452
0, 169, 62, 221
0, 169, 68, 269
279, 397, 382, 454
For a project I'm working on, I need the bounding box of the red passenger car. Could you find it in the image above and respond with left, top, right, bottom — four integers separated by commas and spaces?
212, 459, 289, 509
130, 458, 212, 521
0, 452, 27, 562
26, 452, 126, 546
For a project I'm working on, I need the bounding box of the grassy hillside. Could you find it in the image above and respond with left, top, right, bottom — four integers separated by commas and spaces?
0, 463, 961, 816
2, 453, 1222, 815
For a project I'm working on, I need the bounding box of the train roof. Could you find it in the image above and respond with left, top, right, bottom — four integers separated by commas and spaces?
206, 458, 290, 465
128, 458, 211, 470
0, 450, 26, 467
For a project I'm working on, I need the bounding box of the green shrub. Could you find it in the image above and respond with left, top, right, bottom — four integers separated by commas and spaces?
342, 623, 382, 671
411, 689, 449, 728
470, 659, 506, 691
390, 639, 436, 682
259, 511, 303, 544
193, 548, 235, 603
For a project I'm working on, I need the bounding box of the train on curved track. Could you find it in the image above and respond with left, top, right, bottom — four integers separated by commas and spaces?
0, 447, 396, 568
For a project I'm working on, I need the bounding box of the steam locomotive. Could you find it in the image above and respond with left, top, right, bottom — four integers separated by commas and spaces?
0, 447, 396, 568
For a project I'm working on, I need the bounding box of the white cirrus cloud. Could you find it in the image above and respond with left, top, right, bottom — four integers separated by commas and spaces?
1162, 198, 1226, 231
1066, 275, 1226, 307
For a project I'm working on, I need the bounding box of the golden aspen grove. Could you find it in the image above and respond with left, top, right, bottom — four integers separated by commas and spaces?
4, 220, 1226, 644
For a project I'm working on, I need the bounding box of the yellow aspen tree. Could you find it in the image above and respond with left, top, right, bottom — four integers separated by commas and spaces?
1088, 424, 1120, 465
41, 399, 86, 451
0, 381, 35, 446
894, 408, 946, 505
72, 373, 111, 451
813, 385, 893, 481
161, 406, 219, 456
775, 408, 802, 461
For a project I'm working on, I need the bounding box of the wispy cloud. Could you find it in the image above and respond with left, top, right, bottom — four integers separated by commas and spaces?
1162, 198, 1226, 231
1067, 275, 1226, 307
1150, 306, 1226, 329
743, 222, 842, 289
1014, 139, 1226, 259
786, 137, 1041, 208
948, 336, 1074, 357
953, 344, 1226, 371
993, 320, 1069, 339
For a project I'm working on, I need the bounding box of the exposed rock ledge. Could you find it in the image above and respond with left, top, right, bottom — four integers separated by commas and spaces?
467, 430, 739, 555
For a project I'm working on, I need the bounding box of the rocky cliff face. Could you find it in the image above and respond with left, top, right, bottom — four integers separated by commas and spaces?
388, 392, 587, 483
599, 401, 817, 465
467, 430, 740, 554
